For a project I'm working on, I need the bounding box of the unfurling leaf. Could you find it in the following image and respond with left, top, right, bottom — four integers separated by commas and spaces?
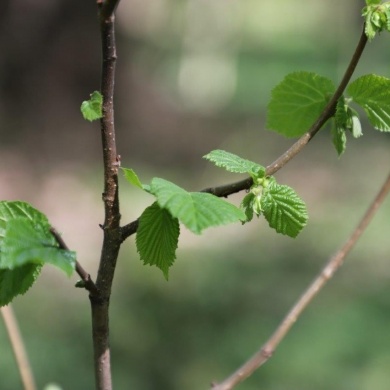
362, 3, 390, 40
81, 91, 103, 122
351, 115, 363, 138
267, 72, 335, 137
240, 192, 255, 223
136, 202, 179, 279
260, 180, 308, 238
332, 126, 347, 157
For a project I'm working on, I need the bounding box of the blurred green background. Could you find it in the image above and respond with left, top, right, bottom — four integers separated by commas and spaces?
1, 0, 389, 389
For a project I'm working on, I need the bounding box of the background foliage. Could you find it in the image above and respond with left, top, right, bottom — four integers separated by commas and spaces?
0, 0, 389, 389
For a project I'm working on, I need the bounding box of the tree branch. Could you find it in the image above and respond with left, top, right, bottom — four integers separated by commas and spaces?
1, 305, 36, 390
49, 227, 99, 296
88, 1, 123, 389
211, 171, 390, 390
120, 26, 368, 239
100, 0, 120, 19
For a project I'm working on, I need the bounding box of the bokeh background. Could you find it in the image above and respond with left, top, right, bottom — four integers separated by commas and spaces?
1, 0, 390, 389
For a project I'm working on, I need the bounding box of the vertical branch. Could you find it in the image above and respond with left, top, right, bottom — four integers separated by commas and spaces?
1, 305, 36, 390
99, 10, 120, 232
90, 1, 122, 390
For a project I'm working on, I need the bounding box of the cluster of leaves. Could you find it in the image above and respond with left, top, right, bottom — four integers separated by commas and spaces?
363, 0, 390, 40
0, 202, 76, 306
123, 150, 308, 278
267, 72, 390, 156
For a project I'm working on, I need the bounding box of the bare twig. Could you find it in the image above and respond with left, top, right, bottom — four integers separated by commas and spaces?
49, 227, 99, 296
1, 305, 36, 390
211, 172, 390, 390
120, 26, 368, 239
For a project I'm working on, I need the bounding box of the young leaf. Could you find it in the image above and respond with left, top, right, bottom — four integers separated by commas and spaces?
121, 168, 144, 190
348, 74, 390, 132
364, 12, 377, 40
334, 97, 349, 128
267, 72, 335, 138
1, 218, 76, 276
365, 0, 381, 5
351, 115, 363, 138
136, 202, 180, 279
80, 91, 103, 122
331, 98, 349, 156
240, 192, 255, 223
331, 125, 347, 157
0, 264, 42, 307
204, 150, 265, 177
149, 178, 246, 234
261, 180, 308, 238
386, 8, 390, 31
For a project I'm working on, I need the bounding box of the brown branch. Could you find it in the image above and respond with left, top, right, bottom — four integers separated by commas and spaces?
49, 227, 99, 296
90, 2, 123, 390
100, 0, 120, 18
1, 305, 36, 390
120, 26, 368, 239
211, 171, 390, 390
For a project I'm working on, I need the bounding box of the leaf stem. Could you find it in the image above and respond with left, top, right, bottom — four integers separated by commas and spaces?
1, 305, 36, 390
210, 171, 390, 390
49, 227, 99, 296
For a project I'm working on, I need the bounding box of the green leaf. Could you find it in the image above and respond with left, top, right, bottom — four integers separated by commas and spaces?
334, 97, 349, 128
348, 75, 390, 132
121, 167, 144, 190
1, 218, 76, 276
136, 202, 180, 279
150, 178, 246, 234
365, 0, 381, 5
364, 12, 378, 40
0, 201, 49, 241
204, 150, 265, 177
331, 98, 348, 156
0, 264, 42, 307
240, 193, 255, 223
331, 125, 347, 157
351, 115, 363, 138
80, 91, 103, 122
386, 8, 390, 31
267, 72, 335, 137
260, 180, 308, 238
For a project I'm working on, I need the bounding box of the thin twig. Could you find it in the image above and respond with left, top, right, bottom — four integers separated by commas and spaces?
120, 26, 368, 240
49, 227, 99, 296
211, 172, 390, 390
1, 305, 36, 390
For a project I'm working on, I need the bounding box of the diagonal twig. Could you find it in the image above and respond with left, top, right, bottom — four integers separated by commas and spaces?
211, 171, 390, 390
1, 305, 36, 390
49, 227, 99, 296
